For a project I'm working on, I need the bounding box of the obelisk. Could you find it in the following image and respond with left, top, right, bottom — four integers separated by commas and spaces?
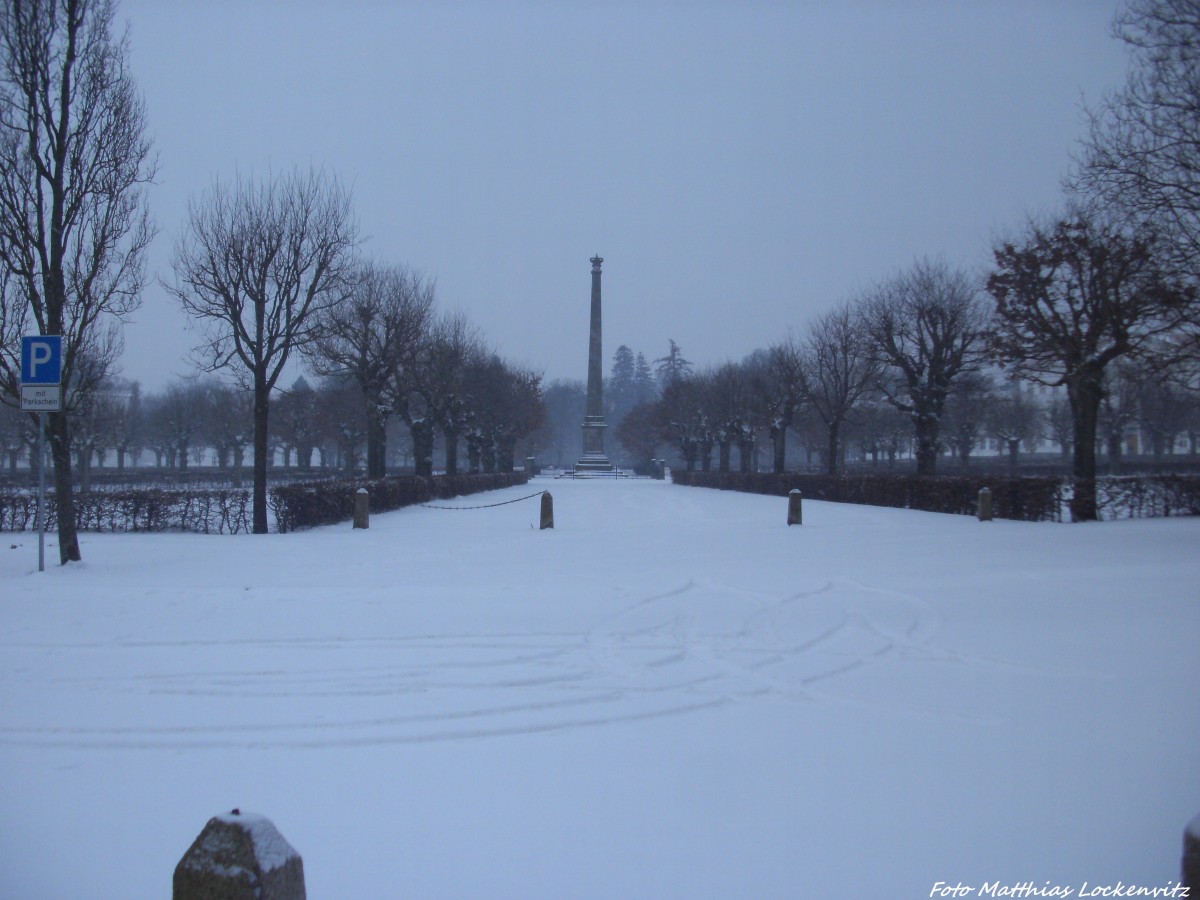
576, 254, 614, 472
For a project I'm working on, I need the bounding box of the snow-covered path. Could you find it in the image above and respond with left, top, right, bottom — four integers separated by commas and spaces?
1, 477, 1197, 898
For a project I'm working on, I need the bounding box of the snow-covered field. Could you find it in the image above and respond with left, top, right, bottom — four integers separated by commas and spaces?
1, 477, 1197, 899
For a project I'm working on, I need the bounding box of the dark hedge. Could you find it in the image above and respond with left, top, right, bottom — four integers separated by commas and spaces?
269, 472, 531, 532
1096, 474, 1200, 519
671, 470, 1200, 521
0, 472, 530, 534
0, 487, 254, 534
670, 471, 1065, 522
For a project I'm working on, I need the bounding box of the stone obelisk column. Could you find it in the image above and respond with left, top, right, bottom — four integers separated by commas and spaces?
577, 255, 614, 472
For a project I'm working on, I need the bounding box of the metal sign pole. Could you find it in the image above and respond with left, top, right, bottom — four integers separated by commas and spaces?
20, 335, 63, 571
38, 410, 46, 572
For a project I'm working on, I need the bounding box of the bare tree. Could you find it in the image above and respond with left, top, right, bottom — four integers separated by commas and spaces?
199, 379, 253, 479
797, 304, 881, 475
940, 371, 994, 469
987, 213, 1190, 519
1044, 393, 1074, 464
536, 378, 585, 469
758, 339, 807, 474
305, 261, 433, 478
859, 259, 988, 475
270, 376, 318, 473
1098, 364, 1142, 474
144, 380, 208, 471
656, 374, 713, 472
462, 357, 544, 473
0, 0, 155, 562
1075, 0, 1200, 373
701, 362, 756, 473
1136, 367, 1193, 460
614, 401, 663, 472
111, 379, 142, 469
170, 168, 357, 532
985, 379, 1043, 474
0, 397, 28, 472
1077, 2, 1200, 272
418, 312, 485, 475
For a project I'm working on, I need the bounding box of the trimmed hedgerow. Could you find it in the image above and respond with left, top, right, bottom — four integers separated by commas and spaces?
670, 471, 1064, 522
1096, 474, 1200, 519
671, 470, 1200, 521
0, 472, 530, 534
269, 472, 531, 533
0, 487, 255, 534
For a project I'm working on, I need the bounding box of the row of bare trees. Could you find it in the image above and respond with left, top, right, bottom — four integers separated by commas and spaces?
634, 0, 1200, 522
0, 1, 545, 554
642, 214, 1196, 520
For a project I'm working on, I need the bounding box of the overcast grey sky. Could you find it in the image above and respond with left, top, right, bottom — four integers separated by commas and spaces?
117, 0, 1130, 391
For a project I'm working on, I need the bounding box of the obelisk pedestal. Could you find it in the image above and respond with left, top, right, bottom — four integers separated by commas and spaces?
576, 255, 614, 473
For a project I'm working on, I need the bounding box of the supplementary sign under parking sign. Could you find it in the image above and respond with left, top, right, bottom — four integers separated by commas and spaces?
21, 384, 62, 411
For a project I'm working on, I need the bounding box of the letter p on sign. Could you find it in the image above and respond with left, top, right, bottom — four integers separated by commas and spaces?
21, 335, 62, 385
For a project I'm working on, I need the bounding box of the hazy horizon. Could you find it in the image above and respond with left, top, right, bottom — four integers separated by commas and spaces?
113, 0, 1129, 393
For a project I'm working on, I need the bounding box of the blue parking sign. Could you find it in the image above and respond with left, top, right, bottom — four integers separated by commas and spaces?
21, 335, 62, 385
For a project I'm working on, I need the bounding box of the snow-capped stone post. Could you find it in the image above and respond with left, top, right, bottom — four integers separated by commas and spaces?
173, 809, 306, 900
1184, 812, 1200, 891
540, 491, 554, 530
977, 487, 993, 522
353, 487, 369, 529
787, 489, 802, 526
525, 456, 536, 475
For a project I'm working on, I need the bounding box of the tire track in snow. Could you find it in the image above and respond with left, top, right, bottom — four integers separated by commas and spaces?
0, 576, 1044, 748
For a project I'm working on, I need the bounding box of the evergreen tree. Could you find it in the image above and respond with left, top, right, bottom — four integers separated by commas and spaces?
654, 340, 693, 389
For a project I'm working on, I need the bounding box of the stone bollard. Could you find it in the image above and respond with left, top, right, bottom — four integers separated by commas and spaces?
977, 486, 993, 522
1184, 813, 1200, 891
525, 456, 536, 475
174, 809, 306, 900
540, 491, 554, 530
353, 487, 369, 529
787, 489, 802, 526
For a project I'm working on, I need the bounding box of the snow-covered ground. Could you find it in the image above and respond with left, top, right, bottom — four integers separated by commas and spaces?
1, 477, 1197, 899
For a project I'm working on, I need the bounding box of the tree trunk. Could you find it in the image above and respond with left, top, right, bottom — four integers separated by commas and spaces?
718, 440, 731, 473
411, 421, 434, 477
365, 408, 388, 479
913, 415, 940, 476
738, 438, 754, 473
49, 412, 81, 563
252, 373, 270, 534
1106, 430, 1123, 475
1068, 377, 1103, 522
444, 431, 459, 475
826, 420, 841, 476
77, 447, 92, 494
772, 427, 787, 474
1007, 438, 1020, 475
497, 437, 516, 472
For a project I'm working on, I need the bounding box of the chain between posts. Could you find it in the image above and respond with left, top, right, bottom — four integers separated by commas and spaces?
418, 490, 548, 511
